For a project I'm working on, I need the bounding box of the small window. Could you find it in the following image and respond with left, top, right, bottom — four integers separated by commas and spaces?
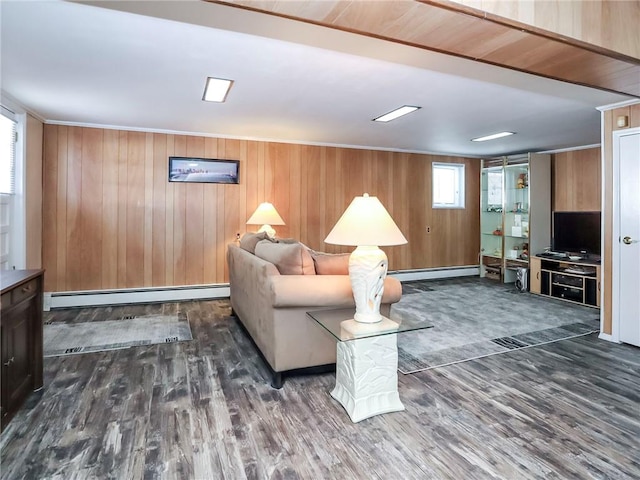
433, 162, 465, 208
0, 106, 19, 270
0, 110, 16, 195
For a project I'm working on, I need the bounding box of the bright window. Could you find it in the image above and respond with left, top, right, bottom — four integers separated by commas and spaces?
433, 162, 465, 208
0, 111, 16, 194
0, 107, 19, 270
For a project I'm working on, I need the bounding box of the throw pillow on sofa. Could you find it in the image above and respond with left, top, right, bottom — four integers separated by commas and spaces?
239, 232, 273, 254
310, 251, 350, 275
254, 240, 316, 275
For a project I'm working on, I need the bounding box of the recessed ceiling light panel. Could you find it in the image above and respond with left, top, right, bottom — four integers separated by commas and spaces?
203, 77, 233, 103
471, 131, 515, 142
373, 105, 420, 123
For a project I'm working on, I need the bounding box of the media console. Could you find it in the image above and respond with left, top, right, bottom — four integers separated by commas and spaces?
530, 255, 600, 308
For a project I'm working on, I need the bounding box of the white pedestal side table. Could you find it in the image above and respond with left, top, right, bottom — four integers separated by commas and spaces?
308, 308, 432, 423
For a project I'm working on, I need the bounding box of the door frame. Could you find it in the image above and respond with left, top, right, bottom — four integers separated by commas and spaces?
611, 126, 640, 343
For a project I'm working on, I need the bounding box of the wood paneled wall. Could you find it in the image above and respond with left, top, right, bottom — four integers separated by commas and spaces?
26, 114, 43, 269
42, 125, 480, 292
601, 103, 640, 335
552, 147, 601, 212
453, 0, 640, 59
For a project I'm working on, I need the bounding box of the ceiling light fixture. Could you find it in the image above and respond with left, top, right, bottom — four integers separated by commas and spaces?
471, 131, 515, 142
373, 105, 420, 123
202, 77, 233, 103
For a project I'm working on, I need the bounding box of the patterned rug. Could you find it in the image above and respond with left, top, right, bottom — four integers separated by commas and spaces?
43, 314, 192, 357
392, 278, 600, 373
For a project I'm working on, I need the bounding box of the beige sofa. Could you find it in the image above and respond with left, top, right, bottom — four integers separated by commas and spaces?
227, 236, 402, 388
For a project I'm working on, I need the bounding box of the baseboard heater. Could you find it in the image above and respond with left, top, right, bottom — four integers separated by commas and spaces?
44, 284, 230, 311
44, 265, 479, 310
389, 265, 479, 282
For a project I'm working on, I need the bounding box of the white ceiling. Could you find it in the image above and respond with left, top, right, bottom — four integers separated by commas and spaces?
1, 0, 632, 157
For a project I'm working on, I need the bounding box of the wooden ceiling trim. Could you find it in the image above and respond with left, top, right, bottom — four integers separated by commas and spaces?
210, 0, 639, 98
327, 1, 420, 33
425, 0, 640, 63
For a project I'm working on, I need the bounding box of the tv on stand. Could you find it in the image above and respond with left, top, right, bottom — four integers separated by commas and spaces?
552, 211, 601, 262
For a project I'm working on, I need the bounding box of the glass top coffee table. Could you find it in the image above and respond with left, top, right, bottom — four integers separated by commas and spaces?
307, 308, 432, 423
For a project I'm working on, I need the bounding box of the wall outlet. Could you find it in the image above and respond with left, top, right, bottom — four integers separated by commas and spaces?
616, 115, 629, 128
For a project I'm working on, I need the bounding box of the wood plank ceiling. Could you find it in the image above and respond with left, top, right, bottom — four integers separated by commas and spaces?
210, 0, 640, 98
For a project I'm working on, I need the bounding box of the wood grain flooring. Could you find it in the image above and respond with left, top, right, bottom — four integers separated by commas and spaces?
1, 300, 639, 479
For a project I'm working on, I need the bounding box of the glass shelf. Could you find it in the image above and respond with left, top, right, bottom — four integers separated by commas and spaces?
307, 308, 433, 342
481, 156, 533, 283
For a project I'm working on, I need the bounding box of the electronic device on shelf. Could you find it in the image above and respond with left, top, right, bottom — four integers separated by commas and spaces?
538, 250, 568, 258
563, 266, 597, 276
537, 250, 601, 264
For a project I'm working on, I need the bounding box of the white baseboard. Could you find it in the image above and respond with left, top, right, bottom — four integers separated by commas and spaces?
44, 266, 480, 310
45, 284, 230, 310
389, 266, 479, 282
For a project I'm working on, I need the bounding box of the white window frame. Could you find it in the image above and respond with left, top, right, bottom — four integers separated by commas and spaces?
0, 100, 26, 270
0, 194, 11, 270
432, 162, 465, 209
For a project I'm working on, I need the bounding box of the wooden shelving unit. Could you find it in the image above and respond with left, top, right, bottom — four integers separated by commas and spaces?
530, 256, 600, 308
480, 153, 551, 284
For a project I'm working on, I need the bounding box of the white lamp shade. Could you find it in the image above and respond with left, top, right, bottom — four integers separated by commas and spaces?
246, 202, 285, 226
324, 194, 407, 246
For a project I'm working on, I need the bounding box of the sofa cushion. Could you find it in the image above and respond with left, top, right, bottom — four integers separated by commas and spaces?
311, 251, 350, 275
239, 232, 272, 254
254, 240, 316, 275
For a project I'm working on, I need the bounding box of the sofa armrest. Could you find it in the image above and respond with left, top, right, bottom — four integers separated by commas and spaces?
269, 275, 401, 308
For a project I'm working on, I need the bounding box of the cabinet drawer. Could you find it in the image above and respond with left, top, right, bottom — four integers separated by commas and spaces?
11, 279, 39, 305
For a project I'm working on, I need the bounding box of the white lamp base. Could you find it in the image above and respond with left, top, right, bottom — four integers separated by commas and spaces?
257, 224, 276, 238
349, 245, 388, 323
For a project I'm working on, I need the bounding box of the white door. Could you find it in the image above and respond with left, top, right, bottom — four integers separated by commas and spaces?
615, 129, 640, 347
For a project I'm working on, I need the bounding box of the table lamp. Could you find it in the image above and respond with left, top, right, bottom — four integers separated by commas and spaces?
246, 202, 285, 238
325, 193, 407, 323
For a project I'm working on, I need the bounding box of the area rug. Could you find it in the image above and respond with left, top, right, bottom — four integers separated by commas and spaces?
392, 278, 600, 374
43, 314, 192, 357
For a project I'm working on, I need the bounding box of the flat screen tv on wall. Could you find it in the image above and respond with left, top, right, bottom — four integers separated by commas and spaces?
552, 211, 601, 256
168, 157, 239, 184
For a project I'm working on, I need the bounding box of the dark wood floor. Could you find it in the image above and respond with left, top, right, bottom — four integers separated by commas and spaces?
1, 300, 639, 479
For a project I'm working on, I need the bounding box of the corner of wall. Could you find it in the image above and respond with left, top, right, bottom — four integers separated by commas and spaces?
25, 114, 43, 269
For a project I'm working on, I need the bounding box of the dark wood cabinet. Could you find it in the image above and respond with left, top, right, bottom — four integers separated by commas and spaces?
1, 269, 44, 432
